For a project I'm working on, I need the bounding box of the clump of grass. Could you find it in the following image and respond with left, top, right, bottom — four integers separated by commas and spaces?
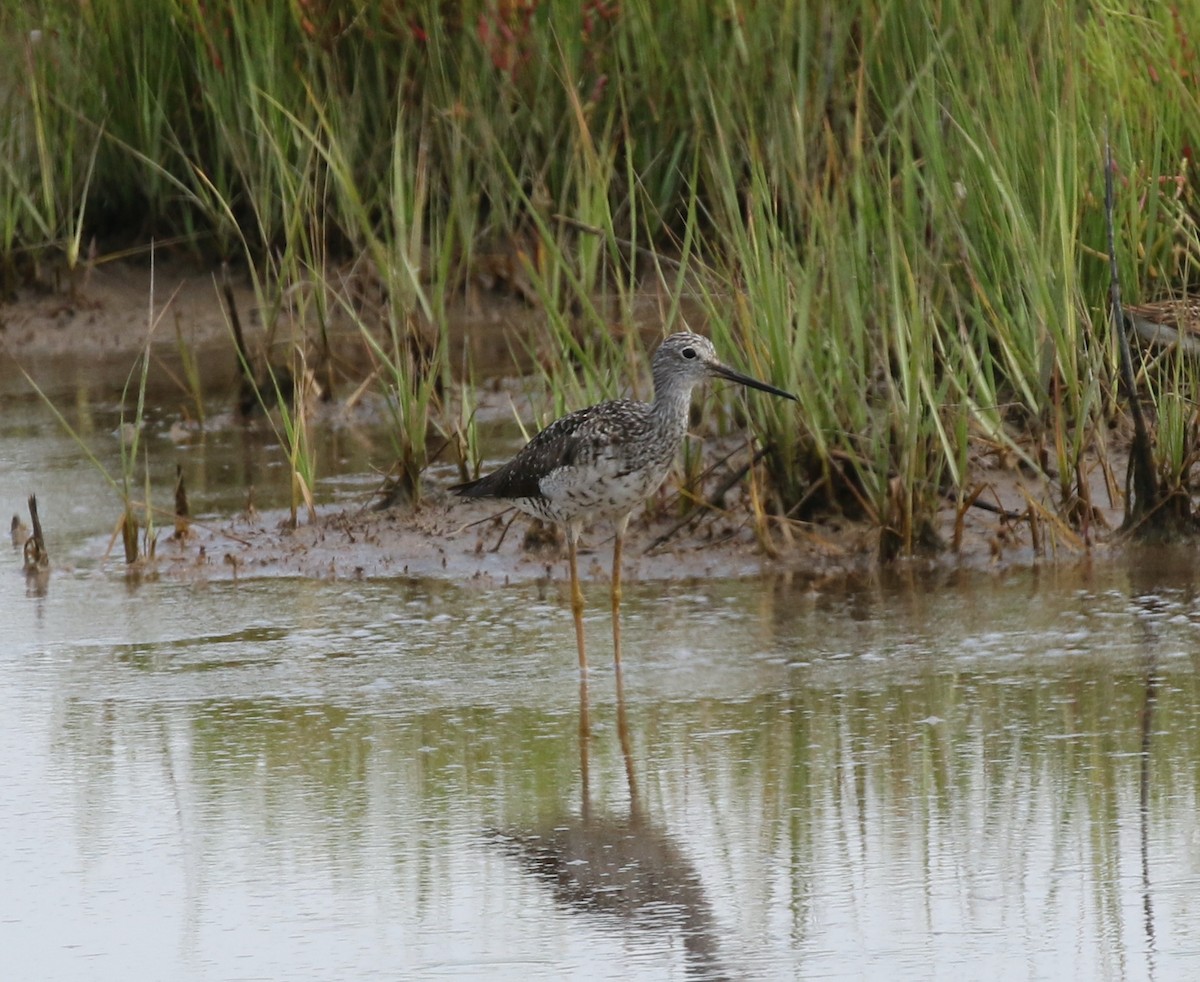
16, 253, 176, 568
0, 27, 102, 290
8, 1, 1200, 554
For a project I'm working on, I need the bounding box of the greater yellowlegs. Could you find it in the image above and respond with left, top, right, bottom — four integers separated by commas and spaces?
451, 332, 797, 671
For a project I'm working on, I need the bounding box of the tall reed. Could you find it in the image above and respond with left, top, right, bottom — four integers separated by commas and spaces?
6, 1, 1200, 547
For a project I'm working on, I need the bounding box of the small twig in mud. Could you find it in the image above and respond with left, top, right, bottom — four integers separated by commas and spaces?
119, 507, 139, 564
343, 364, 383, 413
102, 499, 255, 557
454, 509, 522, 553
173, 464, 191, 540
489, 513, 523, 552
449, 507, 515, 534
952, 485, 988, 552
369, 434, 454, 513
221, 262, 260, 418
1021, 492, 1085, 552
222, 263, 295, 419
11, 513, 30, 548
945, 486, 1024, 523
22, 494, 49, 572
644, 446, 772, 553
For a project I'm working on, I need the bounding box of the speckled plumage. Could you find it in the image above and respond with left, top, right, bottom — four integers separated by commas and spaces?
451, 331, 796, 670
1126, 298, 1200, 356
453, 398, 687, 528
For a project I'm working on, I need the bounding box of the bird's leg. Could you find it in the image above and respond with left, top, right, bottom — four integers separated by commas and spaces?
611, 513, 629, 668
567, 526, 587, 672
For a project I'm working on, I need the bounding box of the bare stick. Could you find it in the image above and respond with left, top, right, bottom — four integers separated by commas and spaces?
1105, 126, 1159, 525
23, 494, 49, 571
173, 465, 191, 540
221, 263, 259, 417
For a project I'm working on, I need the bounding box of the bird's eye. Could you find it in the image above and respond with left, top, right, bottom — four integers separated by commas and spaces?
681, 347, 697, 360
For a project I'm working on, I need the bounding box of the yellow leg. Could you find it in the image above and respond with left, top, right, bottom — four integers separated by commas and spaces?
568, 529, 587, 672
611, 514, 628, 668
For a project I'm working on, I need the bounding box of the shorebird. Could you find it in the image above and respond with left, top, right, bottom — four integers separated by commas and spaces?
451, 332, 797, 671
1126, 298, 1200, 356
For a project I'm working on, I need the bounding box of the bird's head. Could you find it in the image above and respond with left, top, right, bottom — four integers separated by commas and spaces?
652, 332, 797, 402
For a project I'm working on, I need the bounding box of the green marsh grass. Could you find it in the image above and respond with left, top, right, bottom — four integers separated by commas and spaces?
8, 1, 1200, 552
17, 257, 178, 566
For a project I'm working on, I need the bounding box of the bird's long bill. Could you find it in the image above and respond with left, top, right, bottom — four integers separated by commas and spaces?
709, 362, 798, 402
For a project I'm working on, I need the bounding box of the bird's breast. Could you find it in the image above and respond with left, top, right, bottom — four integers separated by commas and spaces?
534, 441, 677, 523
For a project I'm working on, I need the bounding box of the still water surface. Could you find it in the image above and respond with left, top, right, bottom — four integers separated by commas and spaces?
7, 556, 1200, 980
4, 352, 1200, 980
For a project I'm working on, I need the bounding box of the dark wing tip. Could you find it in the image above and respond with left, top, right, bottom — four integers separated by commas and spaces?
448, 403, 610, 503
449, 466, 546, 501
448, 478, 484, 497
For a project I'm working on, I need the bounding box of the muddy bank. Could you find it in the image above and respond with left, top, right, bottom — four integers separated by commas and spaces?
3, 258, 1126, 584
119, 416, 1124, 589
136, 483, 1117, 590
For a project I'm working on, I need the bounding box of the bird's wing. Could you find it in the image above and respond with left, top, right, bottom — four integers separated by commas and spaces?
453, 401, 644, 500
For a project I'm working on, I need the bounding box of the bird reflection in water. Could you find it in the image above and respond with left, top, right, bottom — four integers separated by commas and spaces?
489, 667, 730, 980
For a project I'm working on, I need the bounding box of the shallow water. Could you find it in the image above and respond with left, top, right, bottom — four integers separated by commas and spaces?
5, 353, 1200, 980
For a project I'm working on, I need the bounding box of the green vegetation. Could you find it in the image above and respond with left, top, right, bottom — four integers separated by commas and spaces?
4, 1, 1200, 553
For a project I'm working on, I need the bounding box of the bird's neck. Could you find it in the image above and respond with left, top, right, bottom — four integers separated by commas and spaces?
650, 382, 695, 439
